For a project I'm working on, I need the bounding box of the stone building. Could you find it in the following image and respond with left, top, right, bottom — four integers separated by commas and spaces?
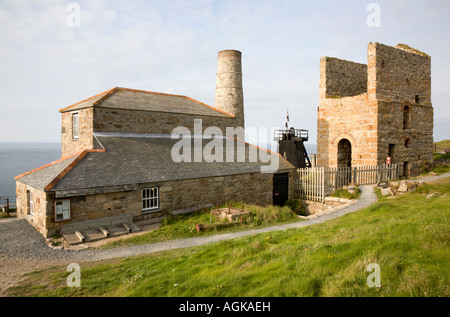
15, 50, 295, 238
317, 42, 433, 176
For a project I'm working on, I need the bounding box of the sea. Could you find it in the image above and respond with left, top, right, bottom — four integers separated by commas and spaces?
0, 142, 316, 206
0, 143, 61, 205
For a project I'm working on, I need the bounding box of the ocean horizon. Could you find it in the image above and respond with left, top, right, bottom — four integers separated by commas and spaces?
0, 141, 317, 206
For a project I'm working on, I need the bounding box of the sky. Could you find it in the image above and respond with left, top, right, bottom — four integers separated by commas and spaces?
0, 0, 449, 145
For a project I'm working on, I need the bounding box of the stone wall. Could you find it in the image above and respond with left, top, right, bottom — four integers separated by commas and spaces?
61, 108, 94, 157
92, 107, 240, 136
317, 93, 378, 167
26, 170, 295, 237
16, 182, 54, 237
371, 43, 433, 175
320, 57, 367, 98
317, 42, 433, 175
370, 42, 432, 106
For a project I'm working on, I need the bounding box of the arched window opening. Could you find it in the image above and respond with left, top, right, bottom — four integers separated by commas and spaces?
403, 105, 410, 129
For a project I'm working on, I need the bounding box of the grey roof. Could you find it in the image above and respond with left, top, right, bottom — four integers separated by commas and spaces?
16, 134, 294, 194
16, 155, 79, 190
52, 135, 293, 193
60, 87, 232, 118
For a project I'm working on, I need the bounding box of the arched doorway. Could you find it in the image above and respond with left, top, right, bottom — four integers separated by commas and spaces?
337, 139, 352, 168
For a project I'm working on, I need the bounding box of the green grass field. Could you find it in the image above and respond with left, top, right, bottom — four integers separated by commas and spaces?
8, 177, 449, 297
100, 202, 303, 249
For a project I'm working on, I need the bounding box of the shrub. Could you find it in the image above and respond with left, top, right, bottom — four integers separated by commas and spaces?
249, 205, 296, 226
284, 199, 304, 215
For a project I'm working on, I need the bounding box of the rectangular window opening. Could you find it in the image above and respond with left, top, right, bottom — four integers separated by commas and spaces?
27, 190, 33, 215
72, 113, 79, 139
55, 200, 71, 221
142, 187, 159, 212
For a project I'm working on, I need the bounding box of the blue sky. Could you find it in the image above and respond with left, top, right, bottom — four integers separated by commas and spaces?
0, 0, 449, 145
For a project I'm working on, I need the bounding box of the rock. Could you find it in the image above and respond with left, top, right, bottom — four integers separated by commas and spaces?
426, 193, 435, 199
348, 189, 355, 194
390, 181, 399, 187
398, 180, 408, 192
381, 188, 390, 196
348, 184, 356, 190
428, 172, 437, 176
388, 187, 395, 195
378, 182, 389, 188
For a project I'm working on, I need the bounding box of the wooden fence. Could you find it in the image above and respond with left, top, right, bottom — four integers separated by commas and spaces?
296, 164, 399, 202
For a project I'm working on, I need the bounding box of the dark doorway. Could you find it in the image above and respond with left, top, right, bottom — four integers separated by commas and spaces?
403, 161, 410, 177
337, 139, 352, 168
273, 173, 289, 206
388, 144, 396, 164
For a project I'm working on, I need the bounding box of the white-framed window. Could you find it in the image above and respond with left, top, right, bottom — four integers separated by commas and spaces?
27, 190, 33, 215
142, 187, 159, 212
72, 112, 79, 139
55, 199, 71, 221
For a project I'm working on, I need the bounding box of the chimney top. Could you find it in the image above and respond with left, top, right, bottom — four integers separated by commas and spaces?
218, 50, 242, 58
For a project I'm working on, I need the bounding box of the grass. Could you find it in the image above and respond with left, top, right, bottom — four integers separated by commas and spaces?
100, 202, 301, 249
8, 178, 450, 297
435, 139, 450, 149
330, 186, 361, 200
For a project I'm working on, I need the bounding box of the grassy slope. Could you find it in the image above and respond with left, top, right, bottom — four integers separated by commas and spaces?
8, 179, 450, 297
435, 139, 450, 149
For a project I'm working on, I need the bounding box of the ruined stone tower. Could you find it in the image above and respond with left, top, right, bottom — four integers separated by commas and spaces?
317, 42, 433, 176
214, 49, 245, 129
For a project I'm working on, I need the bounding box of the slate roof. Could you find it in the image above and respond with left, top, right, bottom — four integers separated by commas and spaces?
59, 87, 233, 118
15, 133, 294, 196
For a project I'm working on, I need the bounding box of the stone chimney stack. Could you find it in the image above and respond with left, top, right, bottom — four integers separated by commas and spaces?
214, 49, 244, 128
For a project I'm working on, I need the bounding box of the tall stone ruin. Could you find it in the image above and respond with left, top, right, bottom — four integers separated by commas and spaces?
317, 42, 433, 176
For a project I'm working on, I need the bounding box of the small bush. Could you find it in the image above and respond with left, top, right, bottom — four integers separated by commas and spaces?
331, 187, 361, 200
249, 205, 295, 226
284, 199, 306, 216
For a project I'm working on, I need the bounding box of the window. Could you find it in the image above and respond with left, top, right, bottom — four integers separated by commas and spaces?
55, 200, 70, 221
388, 144, 396, 163
142, 187, 159, 212
27, 190, 33, 215
415, 95, 420, 104
72, 113, 79, 139
403, 105, 410, 129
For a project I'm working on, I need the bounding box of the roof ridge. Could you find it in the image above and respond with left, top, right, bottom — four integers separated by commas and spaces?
112, 87, 235, 118
59, 88, 116, 113
58, 86, 236, 117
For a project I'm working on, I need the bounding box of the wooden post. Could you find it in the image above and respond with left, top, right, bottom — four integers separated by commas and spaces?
123, 223, 132, 233
6, 198, 9, 216
99, 226, 109, 237
75, 231, 85, 243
